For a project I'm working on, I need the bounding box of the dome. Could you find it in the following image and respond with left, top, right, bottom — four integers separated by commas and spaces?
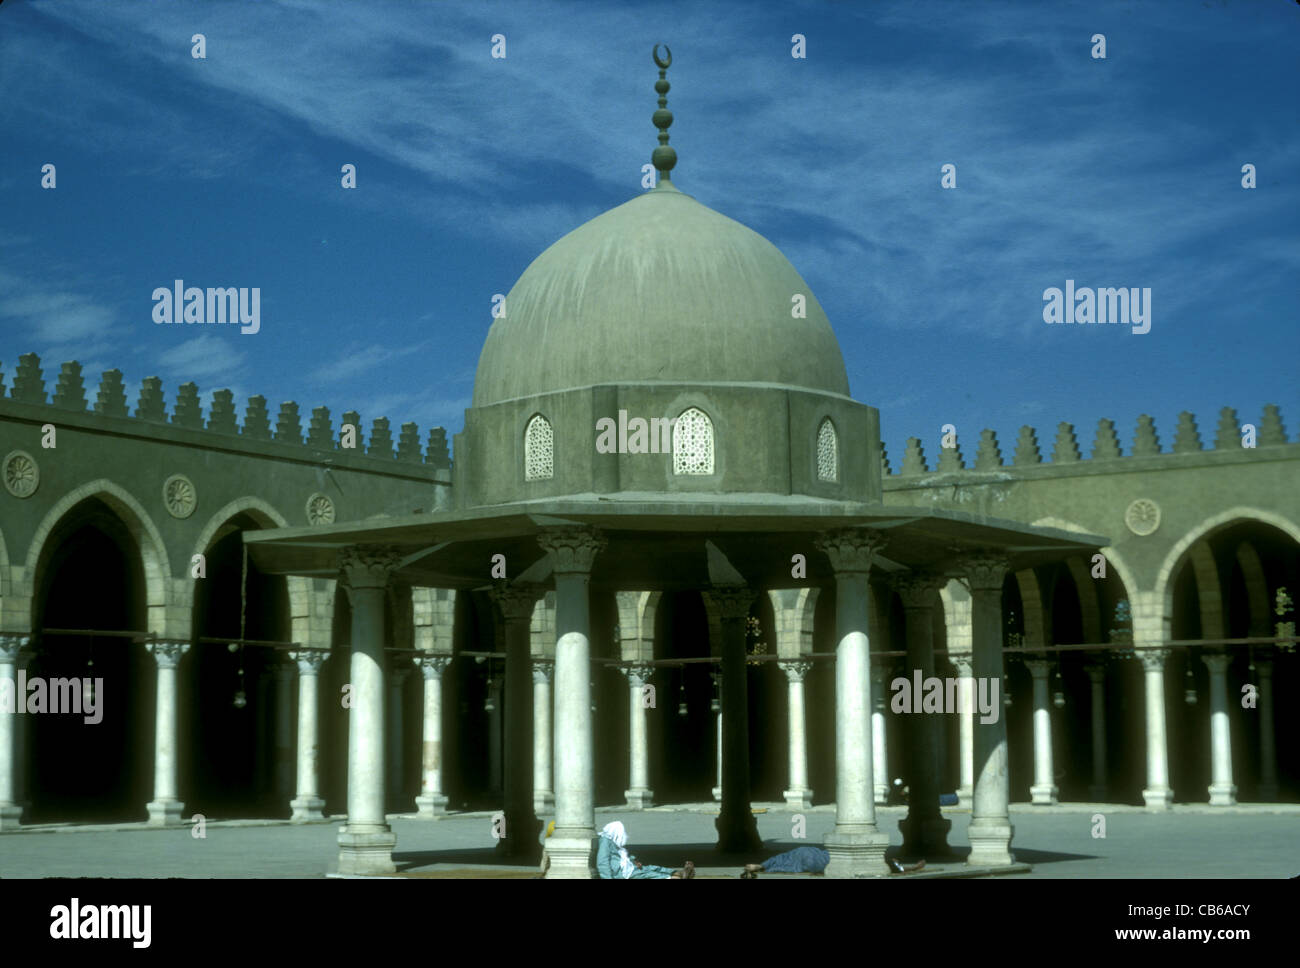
471, 183, 851, 407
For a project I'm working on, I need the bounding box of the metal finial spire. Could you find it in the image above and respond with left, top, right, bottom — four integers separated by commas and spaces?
651, 44, 676, 184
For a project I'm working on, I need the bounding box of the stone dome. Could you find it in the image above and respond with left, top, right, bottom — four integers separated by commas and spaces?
471, 183, 851, 407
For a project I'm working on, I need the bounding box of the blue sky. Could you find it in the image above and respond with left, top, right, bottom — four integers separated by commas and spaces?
1, 0, 1296, 463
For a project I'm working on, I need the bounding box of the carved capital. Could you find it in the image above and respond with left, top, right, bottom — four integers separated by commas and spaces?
950, 653, 973, 677
490, 583, 543, 622
147, 640, 190, 669
1083, 661, 1106, 683
0, 634, 31, 664
416, 654, 453, 679
959, 553, 1009, 592
338, 545, 403, 590
778, 659, 814, 682
289, 649, 328, 676
620, 662, 654, 688
531, 659, 554, 685
706, 585, 755, 620
892, 571, 944, 609
1201, 651, 1231, 674
1136, 647, 1170, 672
816, 528, 887, 575
1024, 658, 1052, 678
537, 527, 606, 575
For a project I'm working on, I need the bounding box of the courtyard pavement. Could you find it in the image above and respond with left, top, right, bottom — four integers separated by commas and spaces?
1, 802, 1297, 879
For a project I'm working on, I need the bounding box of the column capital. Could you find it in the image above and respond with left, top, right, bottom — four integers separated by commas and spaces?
778, 659, 814, 682
706, 585, 755, 620
146, 640, 189, 668
338, 545, 403, 590
891, 571, 945, 608
0, 634, 31, 662
958, 553, 1009, 592
816, 528, 887, 574
1202, 651, 1232, 673
1083, 660, 1107, 683
289, 648, 328, 675
531, 659, 554, 684
1024, 658, 1052, 678
619, 662, 654, 687
537, 526, 606, 575
950, 653, 973, 676
489, 582, 544, 622
1136, 647, 1170, 671
416, 653, 453, 678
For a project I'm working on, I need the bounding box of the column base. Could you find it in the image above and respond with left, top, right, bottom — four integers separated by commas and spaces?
290, 795, 326, 822
965, 819, 1015, 867
784, 788, 813, 810
1030, 783, 1059, 806
146, 799, 186, 827
337, 825, 397, 875
496, 815, 544, 863
956, 787, 973, 809
1088, 784, 1107, 802
898, 814, 952, 857
711, 785, 722, 802
416, 793, 450, 819
624, 788, 654, 809
533, 790, 554, 816
1208, 783, 1237, 806
1142, 786, 1174, 809
823, 826, 890, 878
543, 830, 595, 879
0, 802, 23, 831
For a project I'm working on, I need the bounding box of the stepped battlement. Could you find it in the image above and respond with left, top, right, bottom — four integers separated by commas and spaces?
0, 352, 452, 470
882, 406, 1291, 477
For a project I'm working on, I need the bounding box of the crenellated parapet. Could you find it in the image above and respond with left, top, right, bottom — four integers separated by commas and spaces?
884, 406, 1294, 477
0, 352, 454, 470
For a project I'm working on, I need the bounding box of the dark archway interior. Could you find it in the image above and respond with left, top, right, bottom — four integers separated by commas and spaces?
29, 499, 149, 823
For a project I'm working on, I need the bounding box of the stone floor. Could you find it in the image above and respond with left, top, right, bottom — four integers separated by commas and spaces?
2, 803, 1297, 878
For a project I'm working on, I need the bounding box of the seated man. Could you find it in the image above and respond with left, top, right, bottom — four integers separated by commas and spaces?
596, 821, 694, 879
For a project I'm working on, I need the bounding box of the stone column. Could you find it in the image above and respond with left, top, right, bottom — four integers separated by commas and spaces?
336, 546, 400, 875
146, 640, 189, 826
779, 660, 814, 810
870, 659, 890, 805
414, 654, 452, 818
816, 529, 890, 877
532, 660, 554, 814
0, 634, 30, 830
621, 662, 654, 809
288, 649, 327, 821
710, 670, 722, 802
1256, 656, 1278, 802
1138, 648, 1173, 809
1025, 659, 1059, 805
491, 584, 542, 859
895, 573, 952, 854
1084, 661, 1107, 802
962, 554, 1015, 867
274, 659, 295, 807
12, 648, 32, 818
951, 653, 975, 807
1203, 652, 1237, 806
709, 585, 761, 853
386, 666, 410, 811
538, 527, 605, 878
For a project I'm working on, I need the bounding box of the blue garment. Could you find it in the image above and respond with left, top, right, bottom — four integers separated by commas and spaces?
596, 834, 675, 879
939, 793, 959, 806
763, 846, 831, 874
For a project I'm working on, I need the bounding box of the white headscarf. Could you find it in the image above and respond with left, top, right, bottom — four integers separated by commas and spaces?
600, 821, 636, 878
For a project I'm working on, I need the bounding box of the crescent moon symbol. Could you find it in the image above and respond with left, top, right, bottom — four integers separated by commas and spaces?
653, 44, 672, 69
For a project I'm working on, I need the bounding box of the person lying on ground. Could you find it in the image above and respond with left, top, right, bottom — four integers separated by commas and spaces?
596, 821, 695, 879
740, 846, 925, 877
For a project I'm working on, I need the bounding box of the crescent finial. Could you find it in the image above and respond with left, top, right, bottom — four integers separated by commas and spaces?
653, 44, 672, 69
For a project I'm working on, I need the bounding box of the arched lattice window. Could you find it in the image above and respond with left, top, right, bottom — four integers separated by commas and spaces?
672, 407, 714, 475
816, 417, 838, 482
524, 414, 553, 481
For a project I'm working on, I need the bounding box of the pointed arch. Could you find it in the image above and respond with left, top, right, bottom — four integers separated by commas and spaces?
24, 479, 172, 636
816, 417, 838, 482
524, 413, 554, 481
1233, 542, 1271, 637
672, 407, 714, 475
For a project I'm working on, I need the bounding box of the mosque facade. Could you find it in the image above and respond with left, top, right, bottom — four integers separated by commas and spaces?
0, 51, 1296, 877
